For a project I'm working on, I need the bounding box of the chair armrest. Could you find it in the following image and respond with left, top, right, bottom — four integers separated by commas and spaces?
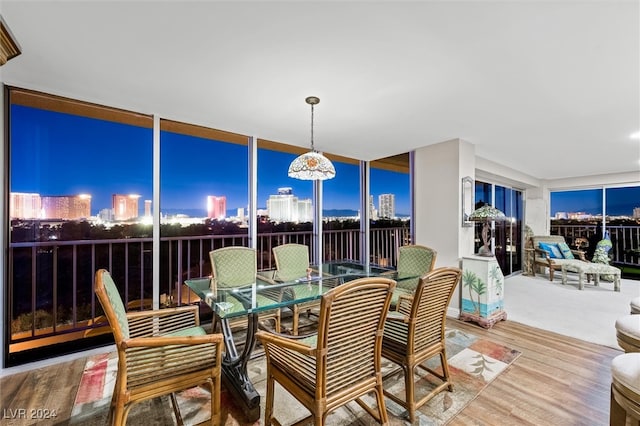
255, 275, 287, 303
256, 274, 274, 285
534, 247, 556, 264
257, 270, 277, 283
386, 310, 409, 323
122, 333, 222, 349
534, 247, 549, 259
126, 305, 198, 319
256, 330, 315, 356
571, 249, 587, 261
126, 305, 201, 338
396, 293, 413, 314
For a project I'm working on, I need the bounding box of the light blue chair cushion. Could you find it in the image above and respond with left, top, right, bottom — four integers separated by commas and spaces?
557, 241, 574, 259
538, 242, 562, 259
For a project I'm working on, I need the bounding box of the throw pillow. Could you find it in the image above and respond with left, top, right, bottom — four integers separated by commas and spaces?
538, 242, 563, 259
557, 242, 574, 259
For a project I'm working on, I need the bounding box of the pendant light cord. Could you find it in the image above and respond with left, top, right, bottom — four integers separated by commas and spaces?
310, 102, 315, 152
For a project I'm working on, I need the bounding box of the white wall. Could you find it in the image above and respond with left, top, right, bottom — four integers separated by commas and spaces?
414, 138, 475, 315
475, 156, 550, 235
545, 171, 640, 190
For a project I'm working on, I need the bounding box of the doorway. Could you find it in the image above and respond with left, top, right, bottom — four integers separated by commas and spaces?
475, 182, 524, 276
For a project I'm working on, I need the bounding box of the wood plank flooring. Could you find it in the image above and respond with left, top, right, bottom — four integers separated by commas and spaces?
450, 319, 621, 426
0, 318, 623, 425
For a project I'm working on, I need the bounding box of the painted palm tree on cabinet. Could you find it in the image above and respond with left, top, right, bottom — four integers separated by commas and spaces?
460, 257, 507, 329
462, 269, 486, 316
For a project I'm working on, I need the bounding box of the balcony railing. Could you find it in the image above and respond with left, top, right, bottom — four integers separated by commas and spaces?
10, 223, 637, 360
7, 226, 409, 357
550, 224, 640, 266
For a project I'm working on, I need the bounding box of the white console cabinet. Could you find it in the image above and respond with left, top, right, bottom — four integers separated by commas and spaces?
459, 256, 507, 329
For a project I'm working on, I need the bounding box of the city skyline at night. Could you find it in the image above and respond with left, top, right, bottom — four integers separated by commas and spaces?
10, 105, 412, 217
9, 104, 639, 220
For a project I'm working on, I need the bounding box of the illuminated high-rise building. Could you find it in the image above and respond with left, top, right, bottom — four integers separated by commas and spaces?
144, 200, 152, 217
10, 192, 41, 219
207, 195, 227, 220
112, 194, 140, 220
41, 194, 91, 220
369, 195, 378, 220
268, 194, 298, 222
297, 198, 313, 222
266, 187, 313, 223
378, 193, 395, 219
633, 207, 640, 219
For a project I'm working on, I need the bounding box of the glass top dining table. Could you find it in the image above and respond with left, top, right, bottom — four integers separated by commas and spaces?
184, 260, 402, 422
185, 260, 397, 319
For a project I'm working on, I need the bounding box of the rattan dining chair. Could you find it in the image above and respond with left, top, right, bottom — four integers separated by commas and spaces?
95, 269, 223, 426
396, 244, 437, 289
209, 246, 281, 332
272, 243, 318, 335
256, 276, 396, 426
392, 244, 437, 305
381, 266, 462, 423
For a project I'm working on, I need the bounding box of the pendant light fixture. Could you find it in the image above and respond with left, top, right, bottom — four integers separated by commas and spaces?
288, 96, 336, 180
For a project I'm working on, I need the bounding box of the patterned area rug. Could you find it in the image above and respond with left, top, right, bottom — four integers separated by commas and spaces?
70, 328, 520, 425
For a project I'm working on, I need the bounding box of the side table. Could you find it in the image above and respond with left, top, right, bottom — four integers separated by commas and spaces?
459, 256, 507, 329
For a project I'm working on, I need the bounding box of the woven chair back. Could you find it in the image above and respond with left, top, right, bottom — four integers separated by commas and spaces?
396, 245, 437, 295
95, 269, 130, 340
392, 267, 462, 354
210, 246, 257, 288
273, 243, 310, 282
316, 277, 396, 397
397, 245, 437, 279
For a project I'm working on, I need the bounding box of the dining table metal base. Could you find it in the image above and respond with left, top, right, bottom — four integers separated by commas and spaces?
218, 314, 261, 422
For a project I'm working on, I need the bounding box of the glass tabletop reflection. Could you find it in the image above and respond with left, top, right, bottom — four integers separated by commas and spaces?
185, 260, 399, 319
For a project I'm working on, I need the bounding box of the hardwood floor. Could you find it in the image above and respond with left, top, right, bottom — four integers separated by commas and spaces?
0, 318, 622, 425
451, 319, 621, 426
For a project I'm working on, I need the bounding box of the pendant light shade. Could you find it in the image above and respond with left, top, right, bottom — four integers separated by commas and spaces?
288, 96, 336, 180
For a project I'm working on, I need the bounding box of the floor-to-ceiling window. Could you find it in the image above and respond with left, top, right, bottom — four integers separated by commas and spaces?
370, 154, 411, 266
159, 120, 249, 305
323, 159, 361, 261
550, 185, 640, 274
3, 87, 415, 367
256, 141, 314, 266
6, 87, 153, 365
605, 186, 640, 269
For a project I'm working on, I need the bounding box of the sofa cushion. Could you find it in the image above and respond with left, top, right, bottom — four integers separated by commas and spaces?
539, 242, 562, 259
557, 241, 574, 259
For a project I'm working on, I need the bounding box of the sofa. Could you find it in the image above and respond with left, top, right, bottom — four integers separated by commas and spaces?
532, 235, 588, 281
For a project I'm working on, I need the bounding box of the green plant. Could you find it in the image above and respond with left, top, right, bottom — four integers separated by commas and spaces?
11, 309, 54, 334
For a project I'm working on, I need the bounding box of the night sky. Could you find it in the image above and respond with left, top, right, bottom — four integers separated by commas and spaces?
10, 105, 410, 216
10, 105, 638, 218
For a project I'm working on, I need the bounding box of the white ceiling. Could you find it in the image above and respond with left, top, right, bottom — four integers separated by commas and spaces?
1, 0, 638, 180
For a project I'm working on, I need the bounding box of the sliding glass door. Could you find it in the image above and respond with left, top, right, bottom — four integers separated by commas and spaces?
475, 181, 523, 276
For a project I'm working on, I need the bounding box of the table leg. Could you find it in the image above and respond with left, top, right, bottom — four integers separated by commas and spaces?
218, 314, 261, 422
614, 273, 621, 292
594, 273, 600, 286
